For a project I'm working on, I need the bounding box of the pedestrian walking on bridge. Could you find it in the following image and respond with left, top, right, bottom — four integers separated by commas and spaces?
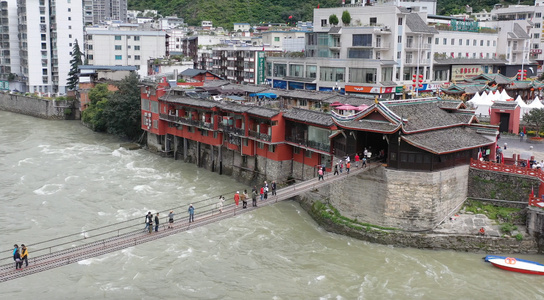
188, 204, 195, 223
154, 213, 160, 232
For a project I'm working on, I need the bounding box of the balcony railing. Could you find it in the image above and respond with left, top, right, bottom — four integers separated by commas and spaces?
248, 130, 271, 142
218, 123, 245, 136
286, 136, 330, 152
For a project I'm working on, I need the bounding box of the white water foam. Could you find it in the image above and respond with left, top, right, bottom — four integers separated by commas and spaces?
33, 183, 63, 195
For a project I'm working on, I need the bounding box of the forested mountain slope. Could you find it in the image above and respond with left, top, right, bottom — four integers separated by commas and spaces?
127, 0, 535, 30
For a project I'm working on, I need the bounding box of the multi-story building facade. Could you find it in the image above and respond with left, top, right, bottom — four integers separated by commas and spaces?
85, 27, 166, 77
83, 0, 127, 26
211, 47, 281, 85
0, 0, 20, 90
6, 0, 84, 94
266, 6, 437, 97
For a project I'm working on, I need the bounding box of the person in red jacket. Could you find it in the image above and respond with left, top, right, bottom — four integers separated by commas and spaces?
234, 191, 240, 207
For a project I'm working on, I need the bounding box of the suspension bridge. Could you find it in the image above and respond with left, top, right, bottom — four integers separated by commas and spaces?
0, 164, 376, 282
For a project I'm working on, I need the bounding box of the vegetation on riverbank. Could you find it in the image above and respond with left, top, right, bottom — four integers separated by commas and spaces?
462, 199, 524, 238
312, 200, 397, 232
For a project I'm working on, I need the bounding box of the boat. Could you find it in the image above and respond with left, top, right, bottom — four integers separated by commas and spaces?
484, 255, 544, 275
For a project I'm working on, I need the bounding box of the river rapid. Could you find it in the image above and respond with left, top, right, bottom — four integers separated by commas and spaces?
1, 111, 544, 299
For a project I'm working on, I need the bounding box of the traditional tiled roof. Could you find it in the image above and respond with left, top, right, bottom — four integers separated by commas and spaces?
384, 101, 465, 133
510, 81, 532, 89
491, 101, 518, 110
434, 58, 507, 65
402, 127, 494, 154
202, 80, 231, 88
283, 108, 334, 127
283, 90, 335, 100
328, 26, 342, 34
162, 96, 219, 109
406, 13, 439, 34
451, 113, 474, 124
437, 100, 465, 109
224, 84, 269, 93
323, 95, 376, 107
333, 118, 400, 133
218, 102, 251, 113
247, 106, 280, 118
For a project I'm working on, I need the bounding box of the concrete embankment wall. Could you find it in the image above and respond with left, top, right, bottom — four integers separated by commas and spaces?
297, 191, 539, 254
0, 93, 72, 120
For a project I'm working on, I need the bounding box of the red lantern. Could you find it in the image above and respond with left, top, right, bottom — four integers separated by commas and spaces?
419, 84, 423, 88
412, 79, 416, 82
419, 74, 423, 78
531, 88, 535, 91
413, 74, 416, 78
524, 70, 527, 72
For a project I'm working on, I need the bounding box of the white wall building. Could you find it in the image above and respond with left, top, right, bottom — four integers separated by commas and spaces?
261, 30, 307, 49
159, 16, 185, 30
8, 0, 84, 94
85, 28, 166, 77
233, 23, 251, 32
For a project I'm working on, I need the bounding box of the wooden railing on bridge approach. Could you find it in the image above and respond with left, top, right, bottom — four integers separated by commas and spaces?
470, 158, 544, 183
0, 164, 377, 283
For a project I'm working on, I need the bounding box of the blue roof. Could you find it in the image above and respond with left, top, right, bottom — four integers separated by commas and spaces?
249, 93, 277, 99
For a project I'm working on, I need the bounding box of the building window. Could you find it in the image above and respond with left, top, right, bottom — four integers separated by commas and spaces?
487, 40, 490, 46
135, 55, 140, 60
88, 55, 93, 60
68, 17, 71, 21
201, 130, 208, 136
40, 16, 45, 23
258, 142, 264, 149
294, 147, 300, 154
480, 40, 484, 46
306, 65, 317, 78
535, 33, 540, 39
274, 37, 280, 42
466, 39, 469, 45
348, 49, 372, 59
68, 8, 71, 12
536, 23, 541, 29
451, 39, 455, 45
115, 45, 122, 50
69, 34, 72, 38
473, 39, 476, 46
398, 35, 402, 43
398, 17, 402, 25
115, 36, 121, 40
134, 36, 140, 41
69, 26, 72, 29
134, 46, 140, 51
41, 34, 46, 41
321, 19, 327, 27
269, 145, 276, 153
435, 38, 439, 45
459, 39, 462, 45
243, 139, 248, 146
352, 34, 372, 46
42, 69, 47, 75
115, 55, 122, 60
88, 45, 93, 50
537, 13, 542, 18
370, 17, 377, 26
443, 38, 447, 45
304, 150, 312, 158
349, 68, 376, 83
289, 64, 304, 77
319, 67, 344, 82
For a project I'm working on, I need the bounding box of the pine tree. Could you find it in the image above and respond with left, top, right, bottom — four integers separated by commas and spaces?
67, 39, 84, 91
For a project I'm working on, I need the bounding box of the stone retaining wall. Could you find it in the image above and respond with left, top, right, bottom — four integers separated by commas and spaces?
297, 192, 539, 254
468, 168, 540, 202
0, 93, 72, 119
329, 165, 469, 231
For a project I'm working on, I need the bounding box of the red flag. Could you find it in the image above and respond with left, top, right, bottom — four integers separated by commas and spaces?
317, 4, 320, 8
531, 186, 535, 198
288, 15, 293, 19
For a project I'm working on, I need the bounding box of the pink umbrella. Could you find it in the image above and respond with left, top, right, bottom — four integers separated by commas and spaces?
330, 101, 343, 107
336, 105, 357, 110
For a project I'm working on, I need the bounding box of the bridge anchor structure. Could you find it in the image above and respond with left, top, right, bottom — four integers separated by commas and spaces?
0, 164, 376, 282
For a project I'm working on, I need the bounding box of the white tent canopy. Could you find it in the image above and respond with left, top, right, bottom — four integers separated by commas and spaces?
528, 97, 544, 109
516, 95, 531, 119
473, 91, 494, 116
499, 89, 513, 101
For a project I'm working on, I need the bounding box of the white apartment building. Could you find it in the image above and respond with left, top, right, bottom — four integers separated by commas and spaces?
85, 28, 166, 77
266, 6, 438, 97
159, 16, 185, 30
233, 23, 251, 32
0, 0, 20, 90
7, 0, 84, 94
261, 30, 307, 49
83, 0, 127, 26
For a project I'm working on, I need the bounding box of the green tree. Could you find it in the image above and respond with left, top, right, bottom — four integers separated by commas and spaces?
67, 39, 84, 91
329, 14, 339, 26
102, 73, 143, 140
341, 10, 351, 26
82, 83, 111, 132
523, 108, 544, 137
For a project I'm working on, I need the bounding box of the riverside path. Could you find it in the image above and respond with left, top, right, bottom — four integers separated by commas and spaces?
0, 164, 377, 282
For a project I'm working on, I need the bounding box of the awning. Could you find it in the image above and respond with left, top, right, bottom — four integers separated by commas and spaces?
249, 93, 277, 99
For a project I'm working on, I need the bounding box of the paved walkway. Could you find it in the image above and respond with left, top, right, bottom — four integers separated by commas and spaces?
434, 134, 541, 237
